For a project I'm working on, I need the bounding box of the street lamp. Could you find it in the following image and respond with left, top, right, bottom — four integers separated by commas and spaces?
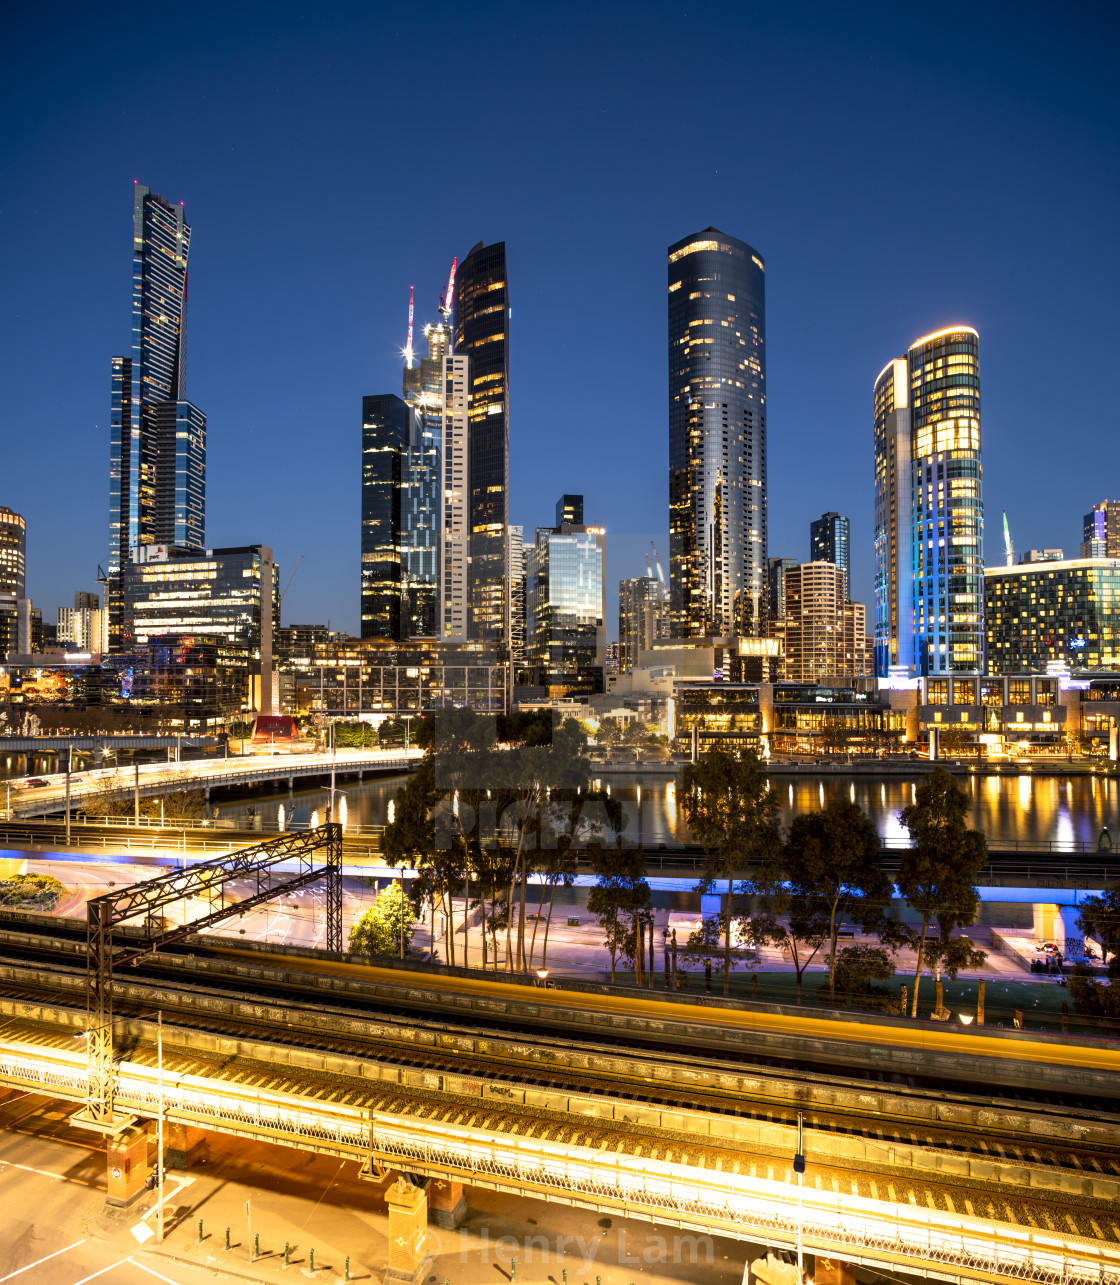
793, 1110, 805, 1280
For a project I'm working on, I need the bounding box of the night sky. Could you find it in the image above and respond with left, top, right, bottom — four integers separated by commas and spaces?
2, 2, 1117, 638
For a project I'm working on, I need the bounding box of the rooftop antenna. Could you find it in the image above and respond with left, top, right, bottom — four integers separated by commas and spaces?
404, 285, 415, 368
1002, 509, 1014, 567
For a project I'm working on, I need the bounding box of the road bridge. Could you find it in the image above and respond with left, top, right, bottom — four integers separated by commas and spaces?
4, 747, 420, 817
0, 931, 1118, 1283
0, 734, 219, 752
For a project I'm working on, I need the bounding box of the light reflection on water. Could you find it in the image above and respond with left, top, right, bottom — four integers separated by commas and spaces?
216, 769, 1118, 848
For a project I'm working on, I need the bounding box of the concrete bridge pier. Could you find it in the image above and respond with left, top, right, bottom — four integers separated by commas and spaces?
384, 1175, 430, 1283
749, 1251, 853, 1285
288, 777, 294, 795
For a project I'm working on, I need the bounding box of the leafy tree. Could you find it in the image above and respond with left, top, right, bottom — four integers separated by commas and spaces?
783, 798, 891, 1002
348, 882, 416, 958
751, 882, 830, 1003
587, 845, 651, 983
829, 944, 895, 996
681, 747, 781, 995
897, 767, 987, 1017
1070, 885, 1120, 1019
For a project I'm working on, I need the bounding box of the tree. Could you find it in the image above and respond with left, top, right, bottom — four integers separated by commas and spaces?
829, 944, 895, 999
751, 882, 830, 1003
783, 799, 891, 1002
681, 747, 781, 995
897, 767, 987, 1017
1071, 885, 1120, 1019
348, 882, 416, 957
587, 845, 651, 984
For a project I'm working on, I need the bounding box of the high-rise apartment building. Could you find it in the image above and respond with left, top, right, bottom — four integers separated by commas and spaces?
618, 576, 665, 673
874, 327, 983, 676
57, 592, 108, 654
556, 495, 583, 527
527, 497, 606, 698
668, 228, 767, 639
359, 394, 409, 639
508, 525, 526, 662
810, 512, 850, 601
766, 557, 797, 625
985, 557, 1120, 672
1082, 500, 1120, 559
455, 241, 509, 645
440, 352, 471, 640
107, 184, 206, 650
0, 507, 26, 599
783, 562, 869, 683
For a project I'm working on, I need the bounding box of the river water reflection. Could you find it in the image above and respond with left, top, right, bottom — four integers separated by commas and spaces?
216, 768, 1118, 849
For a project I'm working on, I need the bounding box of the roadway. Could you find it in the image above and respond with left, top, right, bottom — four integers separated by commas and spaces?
3, 748, 421, 818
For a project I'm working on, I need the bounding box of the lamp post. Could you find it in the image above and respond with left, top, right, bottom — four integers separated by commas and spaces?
793, 1110, 805, 1281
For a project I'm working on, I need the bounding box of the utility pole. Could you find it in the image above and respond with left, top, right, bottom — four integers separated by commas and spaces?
134, 762, 140, 825
157, 1011, 165, 1243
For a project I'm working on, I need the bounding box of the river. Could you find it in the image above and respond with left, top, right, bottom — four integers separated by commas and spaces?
213, 767, 1118, 850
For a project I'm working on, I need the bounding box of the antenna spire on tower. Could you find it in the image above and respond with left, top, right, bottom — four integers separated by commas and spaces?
404, 285, 415, 368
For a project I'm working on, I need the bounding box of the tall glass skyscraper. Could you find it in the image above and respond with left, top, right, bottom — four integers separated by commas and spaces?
107, 184, 206, 650
668, 228, 766, 639
454, 241, 509, 645
809, 512, 850, 602
360, 394, 409, 639
874, 326, 983, 676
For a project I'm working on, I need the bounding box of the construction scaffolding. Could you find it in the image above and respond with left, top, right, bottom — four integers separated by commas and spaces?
74, 822, 343, 1131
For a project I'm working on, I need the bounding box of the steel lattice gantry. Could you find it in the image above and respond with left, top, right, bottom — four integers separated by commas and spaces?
73, 823, 343, 1132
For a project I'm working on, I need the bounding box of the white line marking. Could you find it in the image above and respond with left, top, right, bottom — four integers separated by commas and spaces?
0, 1161, 89, 1187
72, 1263, 130, 1285
129, 1259, 188, 1283
0, 1240, 88, 1282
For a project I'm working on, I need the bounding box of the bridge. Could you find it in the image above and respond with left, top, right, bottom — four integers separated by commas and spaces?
3, 746, 422, 818
0, 885, 1119, 1283
0, 734, 219, 752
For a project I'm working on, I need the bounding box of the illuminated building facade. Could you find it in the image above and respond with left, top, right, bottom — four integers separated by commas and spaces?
985, 558, 1120, 673
106, 186, 206, 650
1082, 500, 1120, 559
0, 507, 26, 599
809, 512, 850, 601
618, 576, 665, 673
668, 228, 767, 639
120, 544, 279, 711
766, 557, 797, 625
401, 322, 448, 637
440, 353, 471, 640
454, 241, 509, 645
57, 592, 108, 654
527, 498, 606, 698
874, 327, 983, 676
783, 562, 869, 683
508, 525, 526, 661
360, 394, 408, 640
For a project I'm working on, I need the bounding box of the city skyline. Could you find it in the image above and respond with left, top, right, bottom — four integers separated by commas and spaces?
1, 5, 1117, 636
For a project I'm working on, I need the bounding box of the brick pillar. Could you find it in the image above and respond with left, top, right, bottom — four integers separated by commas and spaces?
813, 1255, 855, 1285
427, 1175, 466, 1229
106, 1126, 149, 1207
164, 1122, 206, 1169
384, 1176, 430, 1284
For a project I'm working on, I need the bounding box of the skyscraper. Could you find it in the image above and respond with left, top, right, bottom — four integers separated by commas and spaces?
107, 184, 206, 650
809, 512, 850, 601
874, 327, 983, 676
440, 352, 471, 641
618, 576, 664, 673
360, 394, 409, 639
508, 525, 526, 662
454, 241, 509, 645
783, 562, 869, 683
1082, 500, 1120, 559
527, 497, 605, 698
766, 556, 797, 624
0, 507, 26, 599
668, 228, 766, 639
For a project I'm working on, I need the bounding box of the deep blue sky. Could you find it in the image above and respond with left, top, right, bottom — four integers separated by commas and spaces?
2, 2, 1117, 637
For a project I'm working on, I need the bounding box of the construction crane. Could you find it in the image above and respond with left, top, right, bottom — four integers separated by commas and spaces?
439, 256, 458, 318
404, 285, 415, 368
644, 553, 655, 579
281, 554, 304, 601
650, 542, 669, 600
1002, 510, 1014, 567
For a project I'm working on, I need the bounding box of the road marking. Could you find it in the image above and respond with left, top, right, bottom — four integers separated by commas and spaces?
0, 1239, 88, 1281
129, 1259, 188, 1283
72, 1263, 130, 1285
0, 1160, 90, 1187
